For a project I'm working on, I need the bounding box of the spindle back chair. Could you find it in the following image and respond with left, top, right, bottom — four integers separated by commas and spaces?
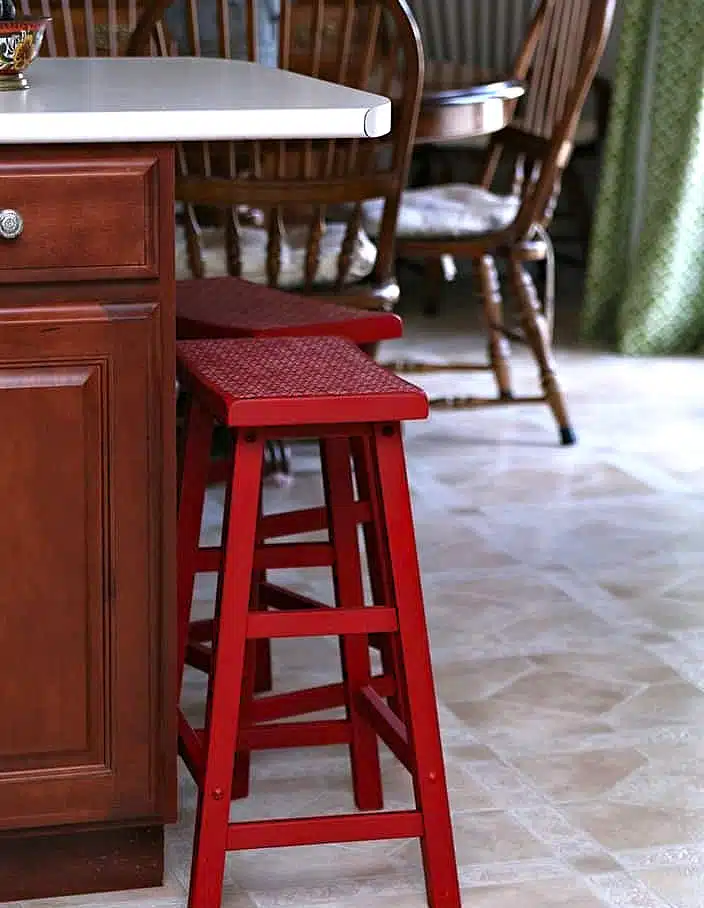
129, 0, 424, 308
387, 0, 615, 444
20, 0, 169, 56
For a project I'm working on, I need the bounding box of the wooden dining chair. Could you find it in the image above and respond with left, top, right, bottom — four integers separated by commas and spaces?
407, 0, 611, 262
367, 0, 615, 445
20, 0, 170, 56
128, 0, 424, 316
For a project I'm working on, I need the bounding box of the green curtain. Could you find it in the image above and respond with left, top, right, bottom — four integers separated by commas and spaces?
582, 0, 704, 355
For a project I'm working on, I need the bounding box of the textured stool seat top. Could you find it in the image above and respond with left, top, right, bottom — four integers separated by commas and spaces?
177, 336, 428, 427
176, 276, 403, 344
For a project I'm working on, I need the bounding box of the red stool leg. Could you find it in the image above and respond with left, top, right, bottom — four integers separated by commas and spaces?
371, 423, 461, 908
253, 592, 273, 692
231, 637, 257, 800
321, 437, 383, 812
188, 430, 265, 908
351, 436, 406, 722
178, 399, 214, 694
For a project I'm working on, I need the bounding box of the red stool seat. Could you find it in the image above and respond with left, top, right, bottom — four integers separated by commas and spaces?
177, 335, 427, 427
177, 335, 461, 908
176, 276, 403, 344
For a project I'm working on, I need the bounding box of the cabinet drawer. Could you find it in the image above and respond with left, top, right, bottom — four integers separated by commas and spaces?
0, 155, 160, 283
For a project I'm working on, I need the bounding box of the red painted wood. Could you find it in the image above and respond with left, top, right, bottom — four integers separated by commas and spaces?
372, 423, 461, 907
188, 433, 264, 908
247, 606, 397, 639
253, 540, 335, 570
259, 501, 371, 539
249, 675, 397, 725
241, 719, 351, 750
321, 435, 383, 811
176, 275, 403, 345
357, 685, 413, 771
226, 811, 424, 851
175, 335, 460, 908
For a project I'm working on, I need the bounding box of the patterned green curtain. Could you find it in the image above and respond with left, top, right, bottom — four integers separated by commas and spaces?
582, 0, 704, 355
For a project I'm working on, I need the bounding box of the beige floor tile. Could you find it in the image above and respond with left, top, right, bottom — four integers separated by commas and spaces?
460, 877, 609, 907
564, 802, 704, 851
511, 749, 648, 802
435, 461, 654, 506
448, 810, 552, 867
585, 872, 673, 908
488, 671, 637, 718
634, 866, 704, 908
609, 682, 704, 730
528, 650, 681, 686
434, 657, 535, 702
449, 696, 614, 754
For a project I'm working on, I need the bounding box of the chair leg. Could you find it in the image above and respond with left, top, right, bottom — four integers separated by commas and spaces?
371, 424, 461, 908
477, 254, 513, 399
177, 399, 213, 694
188, 430, 264, 908
321, 437, 383, 812
509, 256, 577, 446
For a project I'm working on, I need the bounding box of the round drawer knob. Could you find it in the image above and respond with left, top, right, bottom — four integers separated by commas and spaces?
0, 209, 23, 241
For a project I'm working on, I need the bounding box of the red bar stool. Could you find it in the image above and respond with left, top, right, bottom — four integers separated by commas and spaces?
177, 276, 405, 694
176, 275, 403, 345
177, 335, 461, 908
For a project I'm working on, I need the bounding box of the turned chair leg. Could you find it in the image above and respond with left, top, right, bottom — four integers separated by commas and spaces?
509, 255, 577, 446
477, 254, 513, 400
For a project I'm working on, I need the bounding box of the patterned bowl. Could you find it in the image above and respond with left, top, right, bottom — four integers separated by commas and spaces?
0, 18, 50, 91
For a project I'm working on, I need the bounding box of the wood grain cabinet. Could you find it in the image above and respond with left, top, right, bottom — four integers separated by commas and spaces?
0, 144, 176, 903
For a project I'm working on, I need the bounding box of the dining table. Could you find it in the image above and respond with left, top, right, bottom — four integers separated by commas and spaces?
416, 60, 524, 144
0, 54, 389, 903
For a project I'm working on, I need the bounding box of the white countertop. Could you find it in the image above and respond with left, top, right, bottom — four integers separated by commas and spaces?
0, 57, 392, 144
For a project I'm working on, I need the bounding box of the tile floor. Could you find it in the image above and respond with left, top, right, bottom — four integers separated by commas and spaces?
13, 277, 704, 908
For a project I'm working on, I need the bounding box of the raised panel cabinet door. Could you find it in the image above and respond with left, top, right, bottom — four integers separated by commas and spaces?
0, 302, 175, 830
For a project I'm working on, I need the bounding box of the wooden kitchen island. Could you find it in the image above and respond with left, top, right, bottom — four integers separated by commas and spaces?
0, 56, 390, 902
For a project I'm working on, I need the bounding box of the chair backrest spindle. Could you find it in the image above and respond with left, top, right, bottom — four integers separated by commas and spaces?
128, 0, 424, 296
483, 0, 614, 238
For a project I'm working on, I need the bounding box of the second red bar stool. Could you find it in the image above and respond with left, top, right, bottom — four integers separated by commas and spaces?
176, 275, 406, 691
177, 335, 461, 908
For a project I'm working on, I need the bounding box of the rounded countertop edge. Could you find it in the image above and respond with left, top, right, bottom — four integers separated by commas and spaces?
364, 100, 392, 138
0, 106, 394, 144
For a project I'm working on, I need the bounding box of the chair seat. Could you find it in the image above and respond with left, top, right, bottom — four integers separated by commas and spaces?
175, 222, 377, 288
363, 184, 520, 239
177, 336, 429, 427
176, 276, 403, 344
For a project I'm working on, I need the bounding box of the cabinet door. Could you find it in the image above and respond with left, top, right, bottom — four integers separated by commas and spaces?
0, 302, 174, 830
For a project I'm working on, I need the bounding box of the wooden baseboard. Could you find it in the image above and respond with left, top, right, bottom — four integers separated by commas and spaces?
0, 824, 164, 902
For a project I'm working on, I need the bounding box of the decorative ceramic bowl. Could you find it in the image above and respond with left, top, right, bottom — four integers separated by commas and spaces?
0, 18, 50, 91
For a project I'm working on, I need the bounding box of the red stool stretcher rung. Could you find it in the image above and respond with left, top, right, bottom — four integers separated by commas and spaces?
242, 718, 351, 750
226, 810, 424, 852
357, 685, 414, 770
177, 336, 461, 908
247, 605, 398, 639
